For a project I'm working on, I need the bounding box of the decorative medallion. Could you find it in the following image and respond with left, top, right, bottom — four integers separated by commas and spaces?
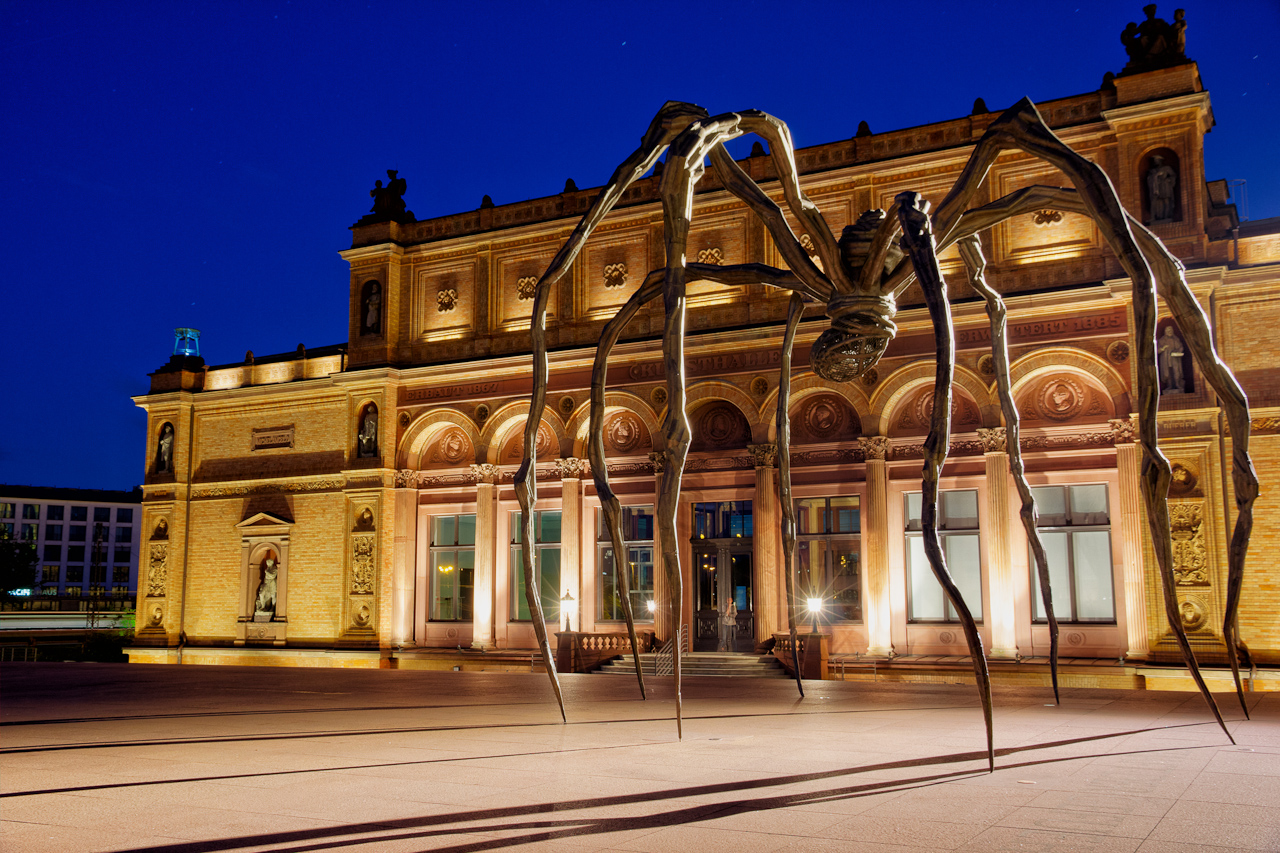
516, 276, 538, 300
1178, 596, 1207, 632
398, 411, 411, 428
148, 605, 164, 627
437, 428, 471, 465
802, 395, 845, 439
914, 389, 979, 428
436, 288, 458, 312
697, 247, 723, 265
938, 630, 956, 644
352, 603, 373, 629
749, 376, 769, 398
1107, 340, 1130, 364
861, 367, 879, 387
1065, 631, 1085, 646
446, 626, 459, 640
606, 413, 643, 453
474, 403, 490, 425
1033, 209, 1064, 226
1038, 377, 1086, 422
557, 396, 575, 417
977, 353, 996, 377
701, 406, 738, 443
1169, 462, 1198, 496
603, 262, 628, 289
650, 386, 668, 409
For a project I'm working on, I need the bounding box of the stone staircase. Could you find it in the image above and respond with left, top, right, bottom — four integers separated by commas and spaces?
594, 651, 788, 678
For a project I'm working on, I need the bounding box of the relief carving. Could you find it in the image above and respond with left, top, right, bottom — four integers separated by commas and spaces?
747, 443, 777, 468
351, 533, 376, 595
603, 262, 628, 288
696, 247, 723, 265
471, 463, 502, 485
516, 276, 538, 300
147, 543, 168, 597
395, 469, 419, 488
437, 288, 459, 312
1038, 377, 1086, 421
858, 436, 891, 461
1108, 416, 1138, 444
555, 457, 590, 479
978, 427, 1008, 453
606, 412, 643, 453
1170, 502, 1208, 585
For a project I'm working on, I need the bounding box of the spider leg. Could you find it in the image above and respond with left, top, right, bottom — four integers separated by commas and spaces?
776, 292, 806, 697
517, 101, 710, 722
898, 192, 996, 773
959, 236, 1061, 705
891, 101, 1237, 740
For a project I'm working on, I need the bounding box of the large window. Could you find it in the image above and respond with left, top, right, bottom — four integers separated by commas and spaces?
692, 501, 753, 540
510, 511, 561, 621
22, 505, 40, 520
70, 506, 87, 522
115, 526, 132, 543
905, 490, 983, 622
795, 496, 862, 621
0, 503, 13, 519
45, 524, 63, 542
597, 506, 655, 621
1030, 484, 1116, 623
69, 525, 86, 542
94, 508, 110, 523
46, 506, 64, 521
430, 514, 475, 621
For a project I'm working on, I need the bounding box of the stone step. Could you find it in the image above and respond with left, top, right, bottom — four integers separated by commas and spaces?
594, 652, 788, 678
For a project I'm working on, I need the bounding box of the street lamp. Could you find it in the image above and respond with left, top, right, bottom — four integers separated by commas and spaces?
806, 597, 823, 633
561, 589, 576, 633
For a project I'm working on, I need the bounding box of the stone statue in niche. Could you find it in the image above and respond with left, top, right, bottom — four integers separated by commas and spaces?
362, 282, 382, 335
155, 423, 174, 474
1158, 325, 1188, 392
1147, 155, 1177, 222
254, 551, 278, 617
357, 406, 379, 458
1120, 5, 1189, 75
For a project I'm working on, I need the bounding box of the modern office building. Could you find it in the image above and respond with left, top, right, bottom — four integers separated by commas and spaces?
128, 23, 1280, 672
1, 486, 142, 598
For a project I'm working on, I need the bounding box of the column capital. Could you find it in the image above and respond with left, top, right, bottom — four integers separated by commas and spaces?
648, 451, 665, 474
1108, 415, 1138, 444
555, 457, 590, 480
858, 435, 891, 461
394, 469, 419, 489
978, 427, 1008, 454
470, 463, 502, 485
747, 443, 777, 468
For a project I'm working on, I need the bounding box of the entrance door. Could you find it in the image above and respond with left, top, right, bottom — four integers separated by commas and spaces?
692, 545, 755, 652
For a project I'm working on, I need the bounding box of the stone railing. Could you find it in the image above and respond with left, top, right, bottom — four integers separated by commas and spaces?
772, 632, 830, 680
555, 630, 656, 673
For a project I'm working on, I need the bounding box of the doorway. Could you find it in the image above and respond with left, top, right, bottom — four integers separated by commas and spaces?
691, 501, 755, 652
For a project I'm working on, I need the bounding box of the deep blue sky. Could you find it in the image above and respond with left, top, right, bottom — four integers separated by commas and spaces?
3, 0, 1277, 491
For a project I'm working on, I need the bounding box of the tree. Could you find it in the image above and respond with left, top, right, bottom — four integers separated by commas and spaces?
0, 532, 38, 597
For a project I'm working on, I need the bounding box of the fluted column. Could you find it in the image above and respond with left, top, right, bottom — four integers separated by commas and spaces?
1111, 417, 1148, 658
391, 471, 419, 647
470, 463, 500, 649
858, 436, 893, 655
980, 428, 1018, 659
555, 458, 586, 631
749, 443, 780, 640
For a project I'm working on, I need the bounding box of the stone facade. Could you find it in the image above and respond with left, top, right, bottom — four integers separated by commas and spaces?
131, 60, 1280, 669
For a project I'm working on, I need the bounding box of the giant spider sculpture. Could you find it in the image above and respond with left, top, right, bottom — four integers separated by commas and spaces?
513, 98, 1258, 770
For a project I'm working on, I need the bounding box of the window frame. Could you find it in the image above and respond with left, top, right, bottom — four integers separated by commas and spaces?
428, 513, 476, 622
1029, 484, 1117, 625
904, 489, 984, 624
794, 496, 863, 622
596, 504, 656, 623
508, 510, 562, 623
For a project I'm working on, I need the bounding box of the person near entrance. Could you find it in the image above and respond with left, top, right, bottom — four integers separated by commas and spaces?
718, 598, 737, 651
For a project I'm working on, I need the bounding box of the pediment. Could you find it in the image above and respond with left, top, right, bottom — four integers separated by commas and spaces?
235, 511, 293, 531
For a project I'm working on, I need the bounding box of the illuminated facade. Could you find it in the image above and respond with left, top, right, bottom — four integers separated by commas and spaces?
130, 60, 1280, 675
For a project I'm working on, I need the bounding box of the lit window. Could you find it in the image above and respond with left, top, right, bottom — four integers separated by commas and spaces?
597, 506, 655, 622
22, 505, 40, 520
1030, 485, 1116, 623
509, 511, 561, 621
795, 496, 862, 621
430, 514, 475, 621
0, 503, 13, 519
905, 490, 983, 622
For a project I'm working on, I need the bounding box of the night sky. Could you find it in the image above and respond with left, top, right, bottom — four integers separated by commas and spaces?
3, 0, 1277, 491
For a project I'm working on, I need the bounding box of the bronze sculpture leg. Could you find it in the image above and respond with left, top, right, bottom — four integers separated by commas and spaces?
776, 292, 807, 697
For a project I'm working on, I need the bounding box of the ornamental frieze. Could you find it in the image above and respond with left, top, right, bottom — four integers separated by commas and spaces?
191, 479, 345, 498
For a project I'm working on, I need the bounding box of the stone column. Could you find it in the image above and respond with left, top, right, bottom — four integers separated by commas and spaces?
391, 471, 419, 647
555, 458, 587, 632
749, 443, 780, 641
858, 436, 893, 656
980, 428, 1019, 659
470, 463, 500, 649
1111, 417, 1149, 658
649, 451, 673, 641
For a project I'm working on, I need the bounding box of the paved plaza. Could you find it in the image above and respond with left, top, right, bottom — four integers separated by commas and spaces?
1, 662, 1277, 852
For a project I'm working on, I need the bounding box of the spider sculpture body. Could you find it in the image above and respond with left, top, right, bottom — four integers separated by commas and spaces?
513, 99, 1257, 770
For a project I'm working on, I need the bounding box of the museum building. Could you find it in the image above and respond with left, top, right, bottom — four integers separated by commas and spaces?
129, 48, 1280, 677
